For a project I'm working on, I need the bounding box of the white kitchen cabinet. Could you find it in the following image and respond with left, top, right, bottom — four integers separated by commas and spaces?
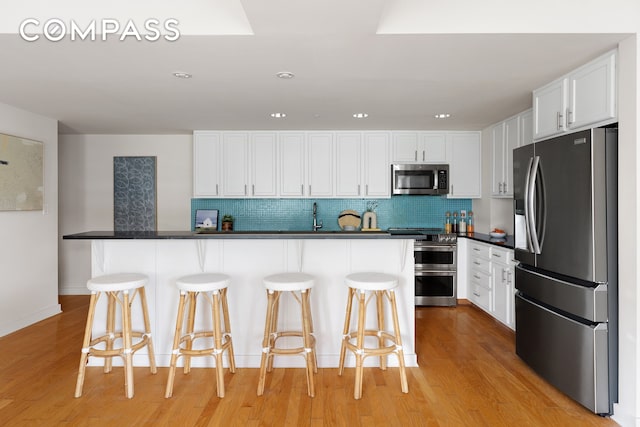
221, 133, 250, 197
250, 133, 278, 197
335, 132, 362, 197
193, 131, 222, 197
520, 109, 533, 146
280, 132, 306, 197
307, 132, 334, 197
446, 132, 481, 199
466, 239, 515, 330
533, 49, 616, 141
392, 131, 446, 163
492, 113, 522, 198
363, 132, 391, 197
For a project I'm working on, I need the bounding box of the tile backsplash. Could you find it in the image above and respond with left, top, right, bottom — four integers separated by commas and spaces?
191, 197, 472, 231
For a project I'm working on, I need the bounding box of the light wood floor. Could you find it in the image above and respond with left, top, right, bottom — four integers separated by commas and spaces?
0, 296, 618, 426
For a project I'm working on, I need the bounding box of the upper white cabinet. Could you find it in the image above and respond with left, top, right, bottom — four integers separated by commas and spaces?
279, 132, 306, 197
222, 132, 250, 197
533, 50, 616, 140
193, 131, 222, 197
335, 132, 390, 198
363, 132, 391, 197
307, 132, 334, 197
491, 109, 531, 198
251, 133, 278, 197
392, 131, 447, 163
446, 132, 481, 199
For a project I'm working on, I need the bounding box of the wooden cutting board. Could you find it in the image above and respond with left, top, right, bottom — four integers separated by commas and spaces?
338, 210, 361, 229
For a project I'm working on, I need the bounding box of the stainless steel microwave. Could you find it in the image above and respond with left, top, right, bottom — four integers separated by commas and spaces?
391, 164, 449, 195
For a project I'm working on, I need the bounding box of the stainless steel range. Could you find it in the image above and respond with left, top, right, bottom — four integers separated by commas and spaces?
389, 228, 457, 306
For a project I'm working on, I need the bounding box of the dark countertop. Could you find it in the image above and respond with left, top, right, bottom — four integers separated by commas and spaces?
464, 232, 515, 249
63, 230, 426, 240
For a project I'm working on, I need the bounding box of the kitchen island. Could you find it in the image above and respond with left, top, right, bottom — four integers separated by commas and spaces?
63, 231, 418, 368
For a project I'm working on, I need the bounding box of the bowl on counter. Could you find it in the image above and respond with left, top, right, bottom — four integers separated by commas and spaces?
342, 225, 357, 231
489, 231, 506, 238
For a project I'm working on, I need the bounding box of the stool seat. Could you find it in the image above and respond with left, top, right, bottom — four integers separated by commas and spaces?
87, 273, 148, 292
345, 272, 398, 291
175, 273, 231, 292
263, 272, 314, 291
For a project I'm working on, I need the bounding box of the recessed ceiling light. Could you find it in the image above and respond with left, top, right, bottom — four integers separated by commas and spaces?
353, 113, 369, 119
270, 112, 287, 118
434, 113, 451, 119
173, 72, 192, 79
276, 71, 295, 79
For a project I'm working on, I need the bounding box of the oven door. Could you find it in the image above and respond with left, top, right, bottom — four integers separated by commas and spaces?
415, 270, 457, 306
415, 244, 456, 270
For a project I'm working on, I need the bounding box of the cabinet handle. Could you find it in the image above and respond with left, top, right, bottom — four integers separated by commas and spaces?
473, 292, 481, 297
414, 150, 418, 161
474, 274, 481, 279
358, 184, 361, 196
252, 184, 255, 196
503, 182, 507, 193
365, 184, 369, 195
492, 253, 501, 258
473, 248, 481, 252
309, 185, 312, 195
566, 108, 573, 126
422, 151, 425, 161
502, 269, 507, 281
301, 184, 304, 195
498, 182, 503, 193
557, 111, 564, 130
215, 184, 219, 196
244, 184, 247, 196
474, 261, 481, 265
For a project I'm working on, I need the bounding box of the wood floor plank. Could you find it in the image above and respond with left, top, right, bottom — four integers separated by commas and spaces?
0, 296, 619, 426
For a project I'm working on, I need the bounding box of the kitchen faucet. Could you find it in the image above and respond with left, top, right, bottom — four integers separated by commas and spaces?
312, 202, 323, 231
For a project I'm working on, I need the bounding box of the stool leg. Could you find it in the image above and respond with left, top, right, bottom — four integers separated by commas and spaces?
104, 292, 116, 373
301, 289, 315, 397
138, 286, 157, 374
338, 287, 355, 376
75, 291, 99, 398
122, 291, 135, 399
257, 290, 276, 396
165, 291, 187, 398
354, 289, 367, 399
212, 290, 225, 398
183, 292, 197, 374
389, 290, 409, 394
376, 290, 387, 371
266, 292, 280, 373
221, 288, 236, 373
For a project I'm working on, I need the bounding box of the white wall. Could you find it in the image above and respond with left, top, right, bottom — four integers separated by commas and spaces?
58, 134, 192, 294
0, 102, 59, 337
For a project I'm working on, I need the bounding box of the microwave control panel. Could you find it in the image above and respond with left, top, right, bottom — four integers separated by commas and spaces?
438, 170, 448, 189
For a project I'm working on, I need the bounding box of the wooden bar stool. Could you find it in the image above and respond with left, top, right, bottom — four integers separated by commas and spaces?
75, 273, 157, 399
257, 272, 317, 397
338, 272, 409, 399
165, 273, 236, 398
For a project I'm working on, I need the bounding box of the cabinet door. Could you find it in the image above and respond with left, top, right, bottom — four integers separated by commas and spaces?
280, 133, 306, 197
335, 132, 362, 197
492, 263, 508, 326
363, 132, 391, 198
421, 132, 447, 163
392, 132, 419, 162
567, 51, 616, 130
520, 109, 533, 147
533, 79, 567, 140
491, 123, 505, 197
251, 133, 278, 197
222, 132, 249, 197
503, 115, 519, 197
447, 132, 481, 198
307, 132, 334, 197
193, 131, 221, 197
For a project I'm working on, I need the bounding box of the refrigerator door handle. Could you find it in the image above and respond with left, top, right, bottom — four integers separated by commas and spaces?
528, 156, 542, 254
523, 157, 534, 252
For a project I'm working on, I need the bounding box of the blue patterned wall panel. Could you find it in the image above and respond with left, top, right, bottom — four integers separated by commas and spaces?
114, 156, 157, 231
191, 196, 472, 231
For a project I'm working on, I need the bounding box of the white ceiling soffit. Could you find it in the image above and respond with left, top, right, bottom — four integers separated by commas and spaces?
378, 0, 640, 34
0, 0, 253, 35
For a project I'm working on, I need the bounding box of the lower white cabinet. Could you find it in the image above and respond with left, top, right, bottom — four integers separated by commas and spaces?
466, 239, 515, 330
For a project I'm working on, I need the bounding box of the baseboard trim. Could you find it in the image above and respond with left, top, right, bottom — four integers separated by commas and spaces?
0, 304, 62, 337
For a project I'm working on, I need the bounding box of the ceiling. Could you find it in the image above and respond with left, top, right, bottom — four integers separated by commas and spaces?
0, 1, 627, 134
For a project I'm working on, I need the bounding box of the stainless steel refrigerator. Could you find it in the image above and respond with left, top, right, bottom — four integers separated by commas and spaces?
513, 127, 617, 415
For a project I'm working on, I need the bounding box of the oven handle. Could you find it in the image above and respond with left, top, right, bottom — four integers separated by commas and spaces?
415, 270, 457, 276
414, 245, 457, 252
